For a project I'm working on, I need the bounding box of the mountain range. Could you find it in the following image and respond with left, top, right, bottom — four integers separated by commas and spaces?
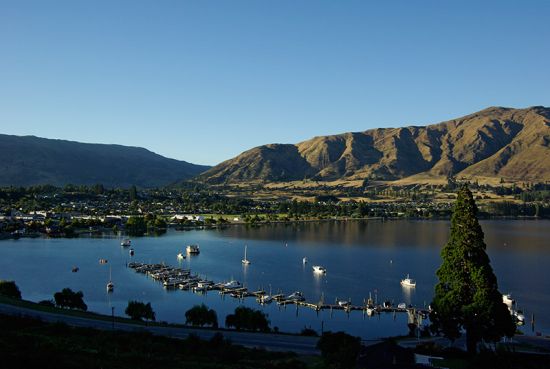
199, 106, 550, 184
0, 134, 210, 188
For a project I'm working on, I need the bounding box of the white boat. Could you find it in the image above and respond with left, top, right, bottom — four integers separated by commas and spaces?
337, 299, 349, 307
400, 274, 416, 287
397, 302, 407, 309
120, 239, 131, 247
259, 294, 273, 304
514, 310, 525, 324
312, 265, 326, 274
302, 257, 308, 264
287, 291, 305, 301
366, 307, 376, 316
222, 280, 241, 290
242, 245, 251, 265
502, 294, 514, 309
186, 244, 200, 254
129, 248, 134, 256
177, 252, 186, 260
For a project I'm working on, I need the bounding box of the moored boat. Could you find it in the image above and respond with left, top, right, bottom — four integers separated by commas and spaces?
186, 244, 200, 254
242, 245, 251, 265
121, 239, 131, 247
400, 274, 416, 287
312, 265, 326, 274
287, 291, 305, 301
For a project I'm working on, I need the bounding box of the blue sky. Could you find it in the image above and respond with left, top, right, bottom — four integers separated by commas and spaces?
1, 1, 549, 165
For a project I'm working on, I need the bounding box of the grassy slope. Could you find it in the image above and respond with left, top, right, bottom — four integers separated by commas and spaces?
0, 313, 308, 369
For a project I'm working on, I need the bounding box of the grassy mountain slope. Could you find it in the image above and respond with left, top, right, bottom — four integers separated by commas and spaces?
0, 135, 210, 187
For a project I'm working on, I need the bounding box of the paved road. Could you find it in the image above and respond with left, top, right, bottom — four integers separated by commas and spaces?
0, 303, 320, 355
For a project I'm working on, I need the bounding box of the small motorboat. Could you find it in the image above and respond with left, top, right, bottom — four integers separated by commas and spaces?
177, 252, 186, 260
302, 257, 308, 264
312, 265, 327, 274
397, 302, 407, 309
400, 274, 416, 287
71, 266, 79, 273
120, 239, 131, 247
129, 248, 135, 256
99, 258, 108, 264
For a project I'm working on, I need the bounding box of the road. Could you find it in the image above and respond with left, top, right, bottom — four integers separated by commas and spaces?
0, 302, 320, 355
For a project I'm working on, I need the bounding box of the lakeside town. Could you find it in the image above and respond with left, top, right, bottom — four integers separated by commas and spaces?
1, 180, 548, 239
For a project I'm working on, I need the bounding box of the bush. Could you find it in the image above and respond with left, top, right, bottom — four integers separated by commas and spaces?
185, 304, 218, 328
316, 331, 361, 369
0, 280, 22, 299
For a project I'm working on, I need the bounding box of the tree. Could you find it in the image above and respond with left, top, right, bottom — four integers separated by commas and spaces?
53, 288, 87, 311
125, 300, 156, 322
0, 280, 22, 299
185, 304, 218, 328
125, 216, 147, 236
225, 306, 270, 332
430, 186, 515, 354
316, 331, 361, 369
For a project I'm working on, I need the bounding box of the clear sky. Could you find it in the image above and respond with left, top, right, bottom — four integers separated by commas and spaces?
1, 0, 549, 166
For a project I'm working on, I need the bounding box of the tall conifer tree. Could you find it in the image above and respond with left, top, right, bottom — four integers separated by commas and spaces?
431, 186, 515, 353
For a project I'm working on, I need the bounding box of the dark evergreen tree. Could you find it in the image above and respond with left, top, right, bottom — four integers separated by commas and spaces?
431, 186, 515, 353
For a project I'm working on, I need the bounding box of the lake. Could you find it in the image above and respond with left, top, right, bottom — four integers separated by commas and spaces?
0, 219, 548, 339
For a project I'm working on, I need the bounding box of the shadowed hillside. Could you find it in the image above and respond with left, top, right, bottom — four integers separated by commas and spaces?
199, 106, 550, 184
0, 135, 210, 188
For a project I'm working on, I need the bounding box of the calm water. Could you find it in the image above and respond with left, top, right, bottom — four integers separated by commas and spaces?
0, 220, 548, 339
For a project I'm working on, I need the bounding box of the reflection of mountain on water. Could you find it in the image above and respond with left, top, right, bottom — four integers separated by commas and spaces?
223, 220, 450, 248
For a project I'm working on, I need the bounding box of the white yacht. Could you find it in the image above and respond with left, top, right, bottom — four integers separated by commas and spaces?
312, 265, 326, 274
502, 294, 514, 309
302, 257, 308, 264
186, 244, 200, 254
400, 274, 416, 287
242, 245, 250, 265
120, 239, 131, 247
287, 291, 305, 301
177, 252, 186, 260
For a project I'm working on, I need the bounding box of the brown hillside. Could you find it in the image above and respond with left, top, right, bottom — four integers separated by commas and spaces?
198, 106, 550, 184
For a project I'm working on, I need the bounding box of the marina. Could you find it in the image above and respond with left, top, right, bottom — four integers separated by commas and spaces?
127, 261, 431, 319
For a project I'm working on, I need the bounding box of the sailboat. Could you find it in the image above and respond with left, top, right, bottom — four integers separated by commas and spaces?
242, 245, 251, 265
106, 266, 114, 292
